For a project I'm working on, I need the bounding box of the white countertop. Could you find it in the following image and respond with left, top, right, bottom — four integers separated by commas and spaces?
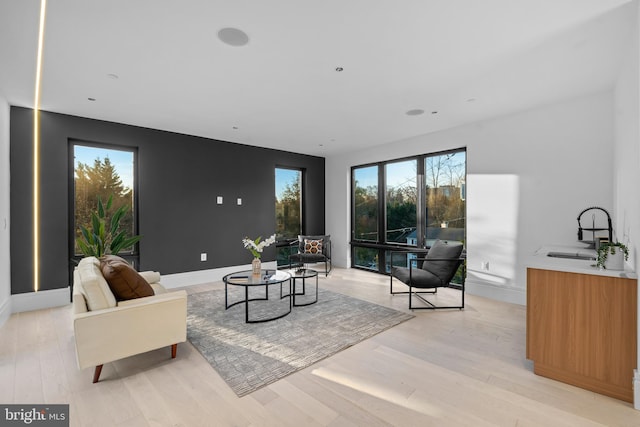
528, 245, 637, 279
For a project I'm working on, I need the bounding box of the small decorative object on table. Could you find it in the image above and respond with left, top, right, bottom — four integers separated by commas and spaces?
596, 241, 629, 270
242, 234, 276, 275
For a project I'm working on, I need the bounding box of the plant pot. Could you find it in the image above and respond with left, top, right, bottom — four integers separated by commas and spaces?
605, 251, 624, 270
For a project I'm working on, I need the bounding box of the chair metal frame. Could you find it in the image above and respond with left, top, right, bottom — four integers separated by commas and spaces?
288, 236, 332, 276
390, 249, 466, 310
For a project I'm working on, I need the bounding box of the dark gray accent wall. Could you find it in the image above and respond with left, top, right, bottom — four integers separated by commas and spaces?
10, 107, 325, 294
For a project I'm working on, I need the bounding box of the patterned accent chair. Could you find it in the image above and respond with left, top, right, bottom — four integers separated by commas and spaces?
289, 235, 332, 276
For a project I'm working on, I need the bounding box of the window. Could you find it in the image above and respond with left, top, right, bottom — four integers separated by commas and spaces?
352, 165, 378, 270
353, 165, 378, 242
351, 148, 466, 275
425, 151, 466, 246
385, 159, 417, 244
72, 144, 137, 257
275, 167, 302, 266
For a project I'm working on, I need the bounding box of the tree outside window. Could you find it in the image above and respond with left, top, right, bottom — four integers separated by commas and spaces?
73, 145, 136, 255
275, 168, 302, 240
425, 151, 466, 245
353, 166, 378, 242
275, 168, 302, 266
385, 160, 417, 244
351, 149, 466, 274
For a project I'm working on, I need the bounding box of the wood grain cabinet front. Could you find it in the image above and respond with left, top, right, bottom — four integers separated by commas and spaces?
526, 268, 637, 403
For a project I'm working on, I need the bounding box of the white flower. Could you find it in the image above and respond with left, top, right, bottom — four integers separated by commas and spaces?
242, 234, 276, 258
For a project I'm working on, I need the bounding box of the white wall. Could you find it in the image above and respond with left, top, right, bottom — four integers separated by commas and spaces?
614, 2, 639, 272
326, 90, 614, 305
0, 95, 11, 326
613, 0, 640, 409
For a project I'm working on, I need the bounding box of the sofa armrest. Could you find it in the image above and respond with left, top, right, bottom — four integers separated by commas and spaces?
139, 270, 161, 284
73, 290, 187, 370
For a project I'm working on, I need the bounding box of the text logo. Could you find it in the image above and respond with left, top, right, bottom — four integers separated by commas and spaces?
1, 405, 68, 426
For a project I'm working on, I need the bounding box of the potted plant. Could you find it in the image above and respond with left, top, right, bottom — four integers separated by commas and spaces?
242, 234, 276, 275
76, 195, 141, 258
596, 242, 629, 270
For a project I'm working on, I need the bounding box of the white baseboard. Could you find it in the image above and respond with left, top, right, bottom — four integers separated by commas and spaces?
159, 262, 278, 289
11, 287, 71, 313
634, 370, 640, 410
465, 277, 526, 306
6, 263, 280, 315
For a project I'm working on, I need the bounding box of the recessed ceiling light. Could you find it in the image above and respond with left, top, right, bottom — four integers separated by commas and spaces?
335, 67, 344, 72
218, 28, 249, 46
406, 109, 424, 116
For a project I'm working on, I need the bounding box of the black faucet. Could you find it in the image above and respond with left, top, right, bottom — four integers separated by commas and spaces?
577, 206, 612, 245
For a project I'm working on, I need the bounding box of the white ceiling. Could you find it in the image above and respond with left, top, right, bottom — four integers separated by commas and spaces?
0, 0, 635, 157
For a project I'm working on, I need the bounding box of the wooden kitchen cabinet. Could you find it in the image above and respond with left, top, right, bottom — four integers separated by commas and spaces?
526, 268, 637, 402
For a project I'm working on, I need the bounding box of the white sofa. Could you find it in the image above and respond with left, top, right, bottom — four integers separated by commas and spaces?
72, 256, 187, 383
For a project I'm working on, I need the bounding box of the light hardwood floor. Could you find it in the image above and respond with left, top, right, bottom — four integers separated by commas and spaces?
2, 268, 639, 426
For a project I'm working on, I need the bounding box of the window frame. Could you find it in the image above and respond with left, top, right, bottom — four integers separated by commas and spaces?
351, 163, 379, 243
275, 166, 304, 267
384, 157, 418, 245
68, 140, 139, 269
350, 148, 466, 275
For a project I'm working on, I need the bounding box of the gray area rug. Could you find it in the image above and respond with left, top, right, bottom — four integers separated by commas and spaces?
187, 287, 414, 397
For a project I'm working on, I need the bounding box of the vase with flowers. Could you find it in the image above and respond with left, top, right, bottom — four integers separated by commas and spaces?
242, 234, 276, 275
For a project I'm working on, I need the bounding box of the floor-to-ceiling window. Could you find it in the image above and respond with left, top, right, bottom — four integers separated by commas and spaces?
385, 159, 417, 244
275, 167, 303, 266
351, 148, 466, 275
70, 142, 137, 265
425, 150, 466, 246
352, 165, 379, 270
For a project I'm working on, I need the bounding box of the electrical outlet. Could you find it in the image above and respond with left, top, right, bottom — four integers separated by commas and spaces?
200, 253, 207, 262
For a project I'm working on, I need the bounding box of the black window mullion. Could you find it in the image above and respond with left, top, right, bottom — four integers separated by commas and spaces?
377, 164, 386, 273
416, 157, 425, 248
378, 164, 386, 245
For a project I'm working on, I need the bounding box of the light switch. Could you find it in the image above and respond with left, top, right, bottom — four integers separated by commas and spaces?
237, 198, 242, 205
216, 196, 223, 204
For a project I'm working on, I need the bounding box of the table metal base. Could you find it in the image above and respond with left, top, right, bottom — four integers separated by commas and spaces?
290, 268, 318, 306
224, 270, 292, 323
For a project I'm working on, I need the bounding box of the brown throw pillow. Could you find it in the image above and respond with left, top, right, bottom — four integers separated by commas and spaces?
304, 239, 323, 254
100, 255, 154, 301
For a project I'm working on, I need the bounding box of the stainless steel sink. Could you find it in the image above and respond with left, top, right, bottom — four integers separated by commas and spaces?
546, 251, 596, 261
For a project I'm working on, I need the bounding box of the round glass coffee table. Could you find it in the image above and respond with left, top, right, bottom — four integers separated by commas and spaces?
290, 268, 318, 306
223, 269, 292, 323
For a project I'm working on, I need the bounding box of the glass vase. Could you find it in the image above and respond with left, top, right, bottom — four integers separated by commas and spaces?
252, 257, 261, 275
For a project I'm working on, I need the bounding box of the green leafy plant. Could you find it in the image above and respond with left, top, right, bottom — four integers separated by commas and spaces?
76, 195, 141, 258
596, 242, 629, 269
